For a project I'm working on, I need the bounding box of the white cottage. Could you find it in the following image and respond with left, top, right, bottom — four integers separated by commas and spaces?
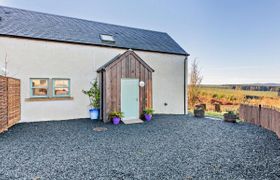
0, 6, 189, 123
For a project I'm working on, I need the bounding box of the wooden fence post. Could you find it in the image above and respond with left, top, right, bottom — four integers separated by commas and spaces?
258, 104, 261, 126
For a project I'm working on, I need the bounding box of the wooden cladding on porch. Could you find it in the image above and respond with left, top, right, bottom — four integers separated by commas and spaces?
98, 50, 153, 122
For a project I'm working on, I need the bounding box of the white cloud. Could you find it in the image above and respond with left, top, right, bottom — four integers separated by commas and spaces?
0, 0, 7, 5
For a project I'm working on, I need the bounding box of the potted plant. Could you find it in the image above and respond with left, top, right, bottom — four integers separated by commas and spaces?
82, 78, 100, 120
109, 111, 124, 125
143, 108, 154, 121
224, 111, 238, 123
194, 104, 205, 118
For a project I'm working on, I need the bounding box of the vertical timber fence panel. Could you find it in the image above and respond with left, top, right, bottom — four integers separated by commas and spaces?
0, 76, 20, 133
0, 76, 8, 133
239, 104, 280, 138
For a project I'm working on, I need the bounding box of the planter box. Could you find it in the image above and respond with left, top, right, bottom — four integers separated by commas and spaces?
224, 113, 237, 123
194, 109, 205, 118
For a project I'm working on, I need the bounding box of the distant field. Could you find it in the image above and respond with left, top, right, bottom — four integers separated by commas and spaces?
189, 86, 280, 116
200, 87, 278, 98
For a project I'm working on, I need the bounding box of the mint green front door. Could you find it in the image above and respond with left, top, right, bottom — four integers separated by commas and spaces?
121, 79, 139, 120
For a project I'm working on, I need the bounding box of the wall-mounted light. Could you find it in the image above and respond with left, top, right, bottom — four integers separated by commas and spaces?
139, 81, 145, 87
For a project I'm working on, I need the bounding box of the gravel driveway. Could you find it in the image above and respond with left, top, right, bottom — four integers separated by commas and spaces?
0, 115, 280, 180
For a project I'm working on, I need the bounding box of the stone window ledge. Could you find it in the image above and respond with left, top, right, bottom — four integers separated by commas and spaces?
25, 97, 74, 102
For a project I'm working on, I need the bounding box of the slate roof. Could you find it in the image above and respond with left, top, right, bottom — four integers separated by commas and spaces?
0, 6, 188, 56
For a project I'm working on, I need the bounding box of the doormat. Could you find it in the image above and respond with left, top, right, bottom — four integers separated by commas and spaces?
121, 119, 144, 124
93, 127, 108, 132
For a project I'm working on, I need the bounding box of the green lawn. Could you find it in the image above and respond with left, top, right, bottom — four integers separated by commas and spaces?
205, 111, 224, 119
188, 110, 224, 119
188, 110, 243, 122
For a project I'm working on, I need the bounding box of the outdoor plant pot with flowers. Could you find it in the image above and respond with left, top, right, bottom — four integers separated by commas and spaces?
224, 111, 238, 123
143, 108, 154, 121
194, 104, 205, 118
82, 79, 100, 120
109, 111, 124, 125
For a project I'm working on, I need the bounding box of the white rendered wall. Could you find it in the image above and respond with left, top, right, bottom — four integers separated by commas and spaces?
0, 37, 187, 122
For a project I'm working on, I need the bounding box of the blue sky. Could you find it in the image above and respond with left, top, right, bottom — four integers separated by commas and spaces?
1, 0, 279, 84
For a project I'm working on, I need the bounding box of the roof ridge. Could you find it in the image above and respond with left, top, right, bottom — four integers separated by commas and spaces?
0, 5, 167, 34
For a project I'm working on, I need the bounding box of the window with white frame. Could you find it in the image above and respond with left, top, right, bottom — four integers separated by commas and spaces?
100, 34, 115, 43
52, 79, 70, 97
30, 78, 49, 97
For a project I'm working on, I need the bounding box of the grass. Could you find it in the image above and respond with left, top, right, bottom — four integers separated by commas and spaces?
205, 111, 224, 119
198, 86, 280, 109
189, 86, 280, 119
200, 87, 278, 98
188, 110, 224, 119
189, 110, 245, 123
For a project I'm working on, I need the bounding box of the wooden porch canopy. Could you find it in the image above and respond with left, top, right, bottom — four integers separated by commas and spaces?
97, 49, 154, 122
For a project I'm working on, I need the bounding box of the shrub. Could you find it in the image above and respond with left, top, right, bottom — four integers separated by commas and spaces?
109, 111, 124, 119
229, 95, 237, 101
212, 94, 218, 98
218, 94, 225, 99
201, 92, 207, 96
143, 108, 154, 115
82, 78, 100, 108
226, 111, 235, 115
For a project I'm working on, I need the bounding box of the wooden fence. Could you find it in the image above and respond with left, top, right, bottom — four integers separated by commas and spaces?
239, 104, 280, 138
0, 76, 20, 133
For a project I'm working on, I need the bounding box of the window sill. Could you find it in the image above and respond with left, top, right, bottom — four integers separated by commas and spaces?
25, 97, 74, 102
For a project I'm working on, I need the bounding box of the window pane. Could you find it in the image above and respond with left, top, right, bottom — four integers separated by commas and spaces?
32, 88, 48, 96
54, 88, 69, 96
100, 34, 115, 42
32, 79, 48, 87
54, 80, 69, 87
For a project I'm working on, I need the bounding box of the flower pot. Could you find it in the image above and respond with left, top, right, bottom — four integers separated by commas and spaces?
112, 117, 121, 125
89, 108, 99, 120
194, 109, 205, 118
144, 114, 152, 121
224, 113, 237, 123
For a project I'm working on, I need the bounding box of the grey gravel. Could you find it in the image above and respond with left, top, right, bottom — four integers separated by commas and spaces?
0, 115, 280, 180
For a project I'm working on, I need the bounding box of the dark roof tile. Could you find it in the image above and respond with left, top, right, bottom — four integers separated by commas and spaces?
0, 6, 188, 55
